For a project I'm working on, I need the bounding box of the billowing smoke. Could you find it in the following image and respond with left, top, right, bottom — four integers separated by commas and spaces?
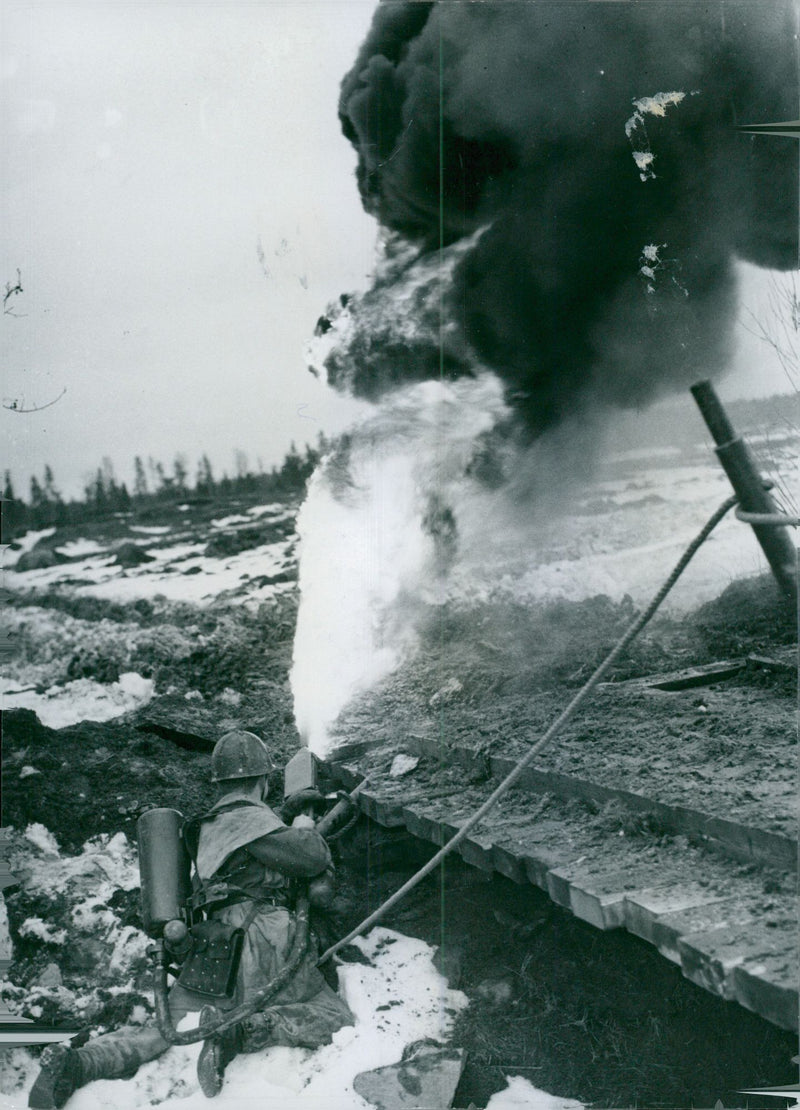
327, 1, 797, 432
292, 3, 798, 753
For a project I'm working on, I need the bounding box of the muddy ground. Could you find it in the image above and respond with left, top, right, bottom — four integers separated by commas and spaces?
334, 577, 797, 840
2, 527, 798, 1107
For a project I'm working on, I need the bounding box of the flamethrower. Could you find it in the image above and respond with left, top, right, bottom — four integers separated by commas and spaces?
136, 768, 364, 1048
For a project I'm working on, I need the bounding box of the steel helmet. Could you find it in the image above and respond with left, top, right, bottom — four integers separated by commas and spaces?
211, 730, 273, 782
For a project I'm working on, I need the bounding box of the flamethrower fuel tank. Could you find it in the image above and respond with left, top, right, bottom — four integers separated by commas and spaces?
137, 807, 192, 938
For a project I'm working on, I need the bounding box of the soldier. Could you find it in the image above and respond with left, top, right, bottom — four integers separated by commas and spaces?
29, 731, 354, 1108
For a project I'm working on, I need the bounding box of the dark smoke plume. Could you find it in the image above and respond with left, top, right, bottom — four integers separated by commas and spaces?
332, 1, 798, 435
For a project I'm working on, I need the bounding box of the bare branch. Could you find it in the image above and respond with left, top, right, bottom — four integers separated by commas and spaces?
3, 269, 25, 317
3, 387, 67, 414
738, 272, 799, 392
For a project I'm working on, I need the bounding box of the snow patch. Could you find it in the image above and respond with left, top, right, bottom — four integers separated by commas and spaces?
24, 824, 61, 858
2, 528, 56, 568
3, 672, 154, 728
18, 919, 68, 945
247, 503, 288, 518
54, 539, 107, 558
211, 515, 252, 528
13, 830, 140, 899
486, 1075, 585, 1109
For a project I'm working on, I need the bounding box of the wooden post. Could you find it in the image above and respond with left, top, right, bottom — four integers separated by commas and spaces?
690, 380, 797, 599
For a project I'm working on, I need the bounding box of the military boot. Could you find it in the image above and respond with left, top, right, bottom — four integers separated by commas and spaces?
239, 1009, 275, 1052
196, 1007, 243, 1098
28, 1044, 85, 1109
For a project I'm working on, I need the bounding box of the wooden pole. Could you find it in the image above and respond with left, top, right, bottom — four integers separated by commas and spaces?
690, 380, 797, 599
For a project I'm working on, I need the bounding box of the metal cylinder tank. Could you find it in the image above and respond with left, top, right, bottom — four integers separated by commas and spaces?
137, 808, 192, 938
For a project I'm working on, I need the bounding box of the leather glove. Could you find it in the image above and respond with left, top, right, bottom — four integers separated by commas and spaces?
308, 865, 336, 910
281, 788, 326, 823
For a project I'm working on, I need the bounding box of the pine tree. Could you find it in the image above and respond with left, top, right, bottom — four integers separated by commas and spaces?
2, 470, 26, 538
195, 454, 215, 496
30, 475, 44, 507
43, 464, 60, 502
93, 468, 107, 513
133, 456, 148, 499
173, 454, 188, 494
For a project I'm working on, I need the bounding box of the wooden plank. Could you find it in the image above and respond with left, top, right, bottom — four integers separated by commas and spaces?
747, 653, 797, 676
733, 945, 800, 1032
322, 760, 799, 1033
597, 659, 746, 691
397, 737, 797, 871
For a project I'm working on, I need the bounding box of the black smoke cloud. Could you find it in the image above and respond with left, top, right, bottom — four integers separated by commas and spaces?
332, 1, 797, 435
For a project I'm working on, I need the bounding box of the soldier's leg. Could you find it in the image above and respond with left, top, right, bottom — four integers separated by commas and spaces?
241, 981, 355, 1051
77, 981, 202, 1080
29, 982, 205, 1108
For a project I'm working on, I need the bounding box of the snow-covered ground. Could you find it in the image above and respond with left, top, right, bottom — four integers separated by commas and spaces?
6, 518, 296, 609
0, 827, 465, 1110
2, 529, 56, 569
449, 436, 800, 614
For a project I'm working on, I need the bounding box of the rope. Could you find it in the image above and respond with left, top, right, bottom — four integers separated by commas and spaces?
317, 494, 739, 965
735, 507, 800, 527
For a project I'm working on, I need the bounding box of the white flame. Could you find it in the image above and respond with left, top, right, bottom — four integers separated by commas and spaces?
290, 374, 510, 756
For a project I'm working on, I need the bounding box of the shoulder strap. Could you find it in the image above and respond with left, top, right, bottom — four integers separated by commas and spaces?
182, 800, 261, 863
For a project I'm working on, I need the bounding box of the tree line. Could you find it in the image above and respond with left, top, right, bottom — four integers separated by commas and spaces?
2, 440, 325, 539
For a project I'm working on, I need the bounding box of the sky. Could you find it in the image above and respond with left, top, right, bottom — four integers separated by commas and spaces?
1, 2, 796, 500
2, 2, 378, 499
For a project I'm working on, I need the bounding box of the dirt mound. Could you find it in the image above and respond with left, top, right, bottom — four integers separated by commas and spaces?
14, 548, 63, 572
204, 519, 293, 558
114, 542, 155, 567
692, 574, 797, 657
2, 708, 229, 859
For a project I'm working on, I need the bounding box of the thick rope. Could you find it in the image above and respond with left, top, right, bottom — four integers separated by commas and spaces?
735, 507, 800, 527
318, 494, 739, 965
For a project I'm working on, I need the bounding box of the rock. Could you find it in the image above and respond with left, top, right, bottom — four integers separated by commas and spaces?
474, 976, 515, 1008
33, 962, 62, 988
432, 944, 464, 988
63, 937, 108, 972
390, 754, 420, 778
114, 542, 154, 567
429, 678, 463, 708
15, 548, 61, 571
353, 1043, 466, 1110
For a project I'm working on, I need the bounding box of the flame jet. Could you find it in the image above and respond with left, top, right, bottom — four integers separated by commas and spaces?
330, 1, 798, 434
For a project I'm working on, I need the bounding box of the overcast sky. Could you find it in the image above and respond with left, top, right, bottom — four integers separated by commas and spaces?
2, 2, 378, 498
1, 2, 795, 500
